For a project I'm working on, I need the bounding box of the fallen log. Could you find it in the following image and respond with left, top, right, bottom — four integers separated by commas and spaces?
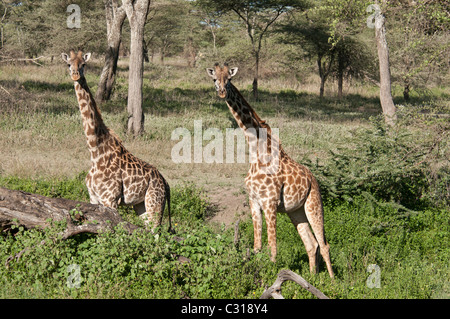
260, 269, 330, 299
0, 187, 139, 238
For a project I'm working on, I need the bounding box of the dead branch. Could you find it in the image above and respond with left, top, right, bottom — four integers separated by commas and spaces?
0, 84, 11, 95
1, 187, 190, 270
0, 187, 138, 236
260, 269, 330, 299
0, 55, 44, 66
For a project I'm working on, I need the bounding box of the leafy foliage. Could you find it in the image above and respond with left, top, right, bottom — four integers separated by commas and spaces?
307, 114, 449, 209
0, 180, 448, 299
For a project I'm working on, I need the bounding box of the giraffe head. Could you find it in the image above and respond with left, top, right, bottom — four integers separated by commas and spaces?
206, 63, 238, 98
61, 50, 91, 81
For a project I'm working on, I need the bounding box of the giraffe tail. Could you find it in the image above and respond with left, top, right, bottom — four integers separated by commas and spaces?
165, 181, 175, 234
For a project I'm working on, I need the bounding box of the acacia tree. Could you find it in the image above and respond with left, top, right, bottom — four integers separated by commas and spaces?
389, 0, 450, 101
0, 0, 104, 59
279, 13, 335, 98
198, 0, 307, 100
324, 0, 397, 125
279, 8, 375, 99
123, 0, 150, 136
333, 36, 376, 99
144, 1, 185, 65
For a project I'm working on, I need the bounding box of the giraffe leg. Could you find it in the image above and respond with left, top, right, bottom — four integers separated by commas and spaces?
249, 198, 262, 254
261, 200, 278, 262
98, 194, 119, 209
287, 207, 319, 274
304, 192, 335, 278
85, 171, 100, 205
87, 188, 100, 205
97, 181, 122, 209
142, 186, 166, 232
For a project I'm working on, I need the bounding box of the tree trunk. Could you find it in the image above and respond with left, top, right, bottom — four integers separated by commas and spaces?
253, 51, 259, 100
319, 76, 325, 98
1, 187, 183, 269
0, 187, 138, 238
317, 52, 334, 99
337, 73, 343, 99
374, 6, 397, 126
96, 0, 126, 103
337, 51, 344, 99
124, 0, 150, 136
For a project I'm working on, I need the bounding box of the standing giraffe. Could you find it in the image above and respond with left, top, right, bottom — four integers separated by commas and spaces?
62, 50, 172, 232
207, 63, 334, 278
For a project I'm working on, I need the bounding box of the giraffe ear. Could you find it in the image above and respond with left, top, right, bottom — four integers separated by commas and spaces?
61, 53, 69, 63
229, 67, 238, 78
83, 53, 92, 62
206, 68, 216, 79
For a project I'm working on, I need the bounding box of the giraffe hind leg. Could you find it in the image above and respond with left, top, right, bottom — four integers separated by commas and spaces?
287, 208, 319, 274
142, 186, 166, 232
304, 193, 335, 278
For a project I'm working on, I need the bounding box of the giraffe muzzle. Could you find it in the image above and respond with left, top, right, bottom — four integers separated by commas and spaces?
218, 89, 226, 98
71, 73, 81, 81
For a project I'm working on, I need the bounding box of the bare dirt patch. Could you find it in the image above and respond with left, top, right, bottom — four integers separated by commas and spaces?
206, 185, 249, 226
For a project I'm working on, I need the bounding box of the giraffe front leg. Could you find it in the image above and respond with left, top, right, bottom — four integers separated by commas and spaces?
96, 181, 122, 210
98, 194, 120, 209
262, 200, 278, 262
87, 188, 100, 205
249, 198, 262, 254
85, 171, 100, 205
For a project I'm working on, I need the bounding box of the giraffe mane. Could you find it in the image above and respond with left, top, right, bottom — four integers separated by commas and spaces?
228, 82, 284, 154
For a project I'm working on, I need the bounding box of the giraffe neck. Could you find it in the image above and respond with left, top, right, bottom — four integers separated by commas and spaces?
225, 82, 267, 132
225, 83, 285, 168
74, 77, 109, 154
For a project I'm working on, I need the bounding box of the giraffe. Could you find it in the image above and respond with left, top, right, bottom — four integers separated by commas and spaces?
61, 50, 172, 233
207, 63, 334, 278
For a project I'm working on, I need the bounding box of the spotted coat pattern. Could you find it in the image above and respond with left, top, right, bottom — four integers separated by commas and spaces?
207, 63, 334, 278
62, 50, 172, 232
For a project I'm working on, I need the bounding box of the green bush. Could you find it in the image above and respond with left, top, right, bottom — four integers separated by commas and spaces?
170, 182, 211, 223
307, 115, 449, 209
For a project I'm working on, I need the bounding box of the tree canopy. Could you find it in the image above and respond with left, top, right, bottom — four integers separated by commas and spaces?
0, 0, 448, 107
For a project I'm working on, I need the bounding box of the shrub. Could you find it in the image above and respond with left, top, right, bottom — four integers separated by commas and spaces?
307, 114, 449, 210
170, 182, 211, 223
